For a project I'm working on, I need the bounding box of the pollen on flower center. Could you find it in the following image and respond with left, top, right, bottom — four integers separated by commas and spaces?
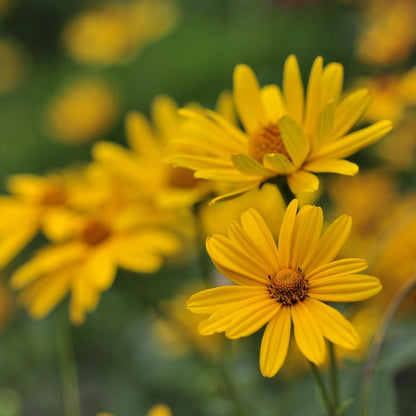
268, 268, 308, 305
81, 220, 111, 246
167, 166, 199, 189
249, 123, 290, 163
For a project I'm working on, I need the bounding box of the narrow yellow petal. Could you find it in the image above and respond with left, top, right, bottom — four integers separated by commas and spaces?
304, 56, 323, 141
302, 215, 351, 273
287, 170, 319, 195
263, 153, 295, 174
321, 62, 343, 107
151, 95, 180, 142
279, 116, 310, 168
166, 154, 233, 171
187, 286, 267, 314
304, 297, 359, 349
308, 274, 382, 302
261, 84, 285, 122
283, 55, 304, 124
303, 158, 359, 175
209, 183, 260, 204
83, 246, 117, 290
291, 301, 326, 365
233, 64, 266, 134
259, 305, 291, 377
232, 154, 275, 176
195, 168, 258, 183
278, 199, 299, 269
315, 100, 335, 151
307, 258, 368, 281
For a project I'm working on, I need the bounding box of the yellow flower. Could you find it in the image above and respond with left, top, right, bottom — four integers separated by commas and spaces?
356, 0, 416, 66
168, 56, 392, 199
45, 78, 119, 144
0, 39, 26, 95
11, 201, 180, 325
61, 0, 177, 65
187, 200, 382, 377
93, 95, 215, 210
147, 404, 172, 416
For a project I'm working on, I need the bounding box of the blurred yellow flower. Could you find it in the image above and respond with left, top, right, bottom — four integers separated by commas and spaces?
188, 200, 381, 377
356, 0, 416, 66
168, 55, 392, 199
45, 78, 119, 144
61, 0, 177, 65
147, 404, 172, 416
11, 201, 180, 324
93, 95, 213, 210
357, 69, 416, 122
0, 39, 26, 95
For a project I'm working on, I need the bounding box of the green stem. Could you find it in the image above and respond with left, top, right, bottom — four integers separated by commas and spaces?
309, 361, 337, 416
359, 277, 416, 416
55, 312, 81, 416
329, 342, 341, 414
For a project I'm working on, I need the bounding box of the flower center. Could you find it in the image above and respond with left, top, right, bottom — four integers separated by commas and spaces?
168, 166, 199, 189
42, 184, 66, 205
249, 123, 290, 163
81, 220, 111, 246
268, 268, 308, 305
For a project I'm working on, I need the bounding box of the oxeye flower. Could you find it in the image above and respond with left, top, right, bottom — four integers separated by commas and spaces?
187, 200, 382, 377
167, 55, 392, 200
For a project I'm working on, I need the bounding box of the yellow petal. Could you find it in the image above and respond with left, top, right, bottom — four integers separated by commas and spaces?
321, 62, 343, 107
166, 154, 233, 171
259, 305, 291, 377
291, 301, 326, 365
151, 95, 180, 143
283, 55, 304, 124
187, 285, 267, 314
278, 116, 310, 168
332, 89, 372, 138
287, 170, 319, 195
233, 64, 266, 134
308, 274, 382, 302
303, 158, 359, 175
304, 56, 323, 141
209, 183, 260, 204
232, 154, 275, 176
83, 246, 117, 290
70, 274, 100, 325
315, 100, 335, 151
261, 84, 285, 122
304, 297, 359, 349
195, 168, 257, 183
263, 153, 295, 174
307, 258, 368, 281
278, 199, 299, 269
302, 215, 351, 273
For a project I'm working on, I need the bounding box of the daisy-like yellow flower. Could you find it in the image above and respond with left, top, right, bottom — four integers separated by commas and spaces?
11, 201, 180, 324
187, 200, 382, 377
168, 55, 392, 199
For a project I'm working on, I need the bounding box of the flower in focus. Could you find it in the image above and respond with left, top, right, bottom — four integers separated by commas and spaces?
11, 201, 180, 324
356, 0, 416, 66
356, 69, 416, 123
168, 55, 392, 199
45, 78, 119, 144
61, 0, 177, 65
188, 200, 382, 377
0, 39, 26, 95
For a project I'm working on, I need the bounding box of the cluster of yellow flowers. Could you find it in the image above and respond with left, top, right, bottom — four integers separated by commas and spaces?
1, 55, 398, 385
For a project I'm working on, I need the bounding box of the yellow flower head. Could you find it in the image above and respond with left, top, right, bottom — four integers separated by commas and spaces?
45, 78, 119, 144
11, 201, 180, 325
61, 0, 177, 65
147, 404, 172, 416
168, 55, 392, 199
187, 200, 382, 377
0, 39, 26, 95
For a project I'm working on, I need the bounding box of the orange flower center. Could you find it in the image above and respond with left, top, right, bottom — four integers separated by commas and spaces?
268, 268, 308, 305
81, 220, 111, 246
249, 123, 290, 163
42, 184, 66, 205
168, 166, 199, 189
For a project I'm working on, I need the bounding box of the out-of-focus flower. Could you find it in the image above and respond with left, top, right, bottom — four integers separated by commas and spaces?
147, 404, 173, 416
61, 0, 177, 66
356, 69, 416, 122
11, 200, 180, 324
0, 39, 26, 95
45, 78, 119, 144
188, 200, 381, 377
93, 95, 216, 210
153, 283, 223, 358
168, 55, 392, 200
374, 115, 416, 171
356, 0, 416, 66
